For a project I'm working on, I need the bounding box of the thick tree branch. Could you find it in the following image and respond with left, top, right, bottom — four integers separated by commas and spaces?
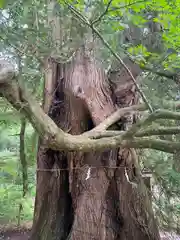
83, 104, 147, 136
137, 126, 180, 137
124, 138, 180, 154
1, 61, 180, 154
91, 126, 180, 139
0, 61, 66, 143
123, 109, 180, 138
0, 60, 16, 83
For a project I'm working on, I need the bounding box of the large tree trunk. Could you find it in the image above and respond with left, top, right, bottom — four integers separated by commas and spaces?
30, 1, 160, 239
30, 46, 160, 239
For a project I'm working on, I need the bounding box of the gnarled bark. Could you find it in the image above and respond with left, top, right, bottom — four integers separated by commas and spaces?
109, 60, 160, 240
29, 46, 161, 239
31, 59, 73, 240
65, 49, 118, 239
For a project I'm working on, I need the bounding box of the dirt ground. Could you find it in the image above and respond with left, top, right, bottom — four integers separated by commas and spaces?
0, 230, 30, 240
0, 223, 31, 240
1, 226, 180, 239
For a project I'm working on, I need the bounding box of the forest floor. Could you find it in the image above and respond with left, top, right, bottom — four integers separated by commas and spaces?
1, 223, 180, 239
0, 230, 30, 240
0, 222, 31, 240
1, 231, 180, 240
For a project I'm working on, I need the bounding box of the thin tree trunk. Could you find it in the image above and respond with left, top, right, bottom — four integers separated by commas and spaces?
172, 120, 180, 172
20, 118, 28, 198
18, 118, 28, 225
16, 52, 28, 225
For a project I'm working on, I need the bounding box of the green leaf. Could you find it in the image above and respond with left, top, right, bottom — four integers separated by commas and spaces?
130, 14, 147, 26
0, 0, 5, 8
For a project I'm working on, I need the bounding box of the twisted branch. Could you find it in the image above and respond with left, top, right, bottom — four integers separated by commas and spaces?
1, 61, 180, 154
